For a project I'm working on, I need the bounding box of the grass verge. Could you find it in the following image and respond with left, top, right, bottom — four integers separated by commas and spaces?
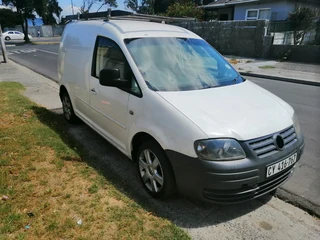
0, 82, 190, 240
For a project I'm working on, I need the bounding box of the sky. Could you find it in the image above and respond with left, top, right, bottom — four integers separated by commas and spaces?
59, 0, 127, 17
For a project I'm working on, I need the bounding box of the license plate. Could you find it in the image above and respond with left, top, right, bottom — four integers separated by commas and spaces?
266, 153, 297, 178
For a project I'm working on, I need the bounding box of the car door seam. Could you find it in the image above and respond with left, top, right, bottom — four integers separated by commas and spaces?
90, 105, 127, 130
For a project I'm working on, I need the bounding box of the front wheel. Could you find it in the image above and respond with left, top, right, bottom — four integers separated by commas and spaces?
61, 92, 79, 123
137, 141, 176, 199
5, 36, 10, 41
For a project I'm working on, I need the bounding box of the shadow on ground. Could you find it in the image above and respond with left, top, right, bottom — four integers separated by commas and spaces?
33, 106, 273, 229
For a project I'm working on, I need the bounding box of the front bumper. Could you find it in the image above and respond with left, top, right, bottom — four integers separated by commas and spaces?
166, 132, 304, 204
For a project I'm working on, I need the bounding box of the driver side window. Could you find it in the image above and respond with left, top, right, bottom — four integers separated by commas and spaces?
92, 36, 142, 97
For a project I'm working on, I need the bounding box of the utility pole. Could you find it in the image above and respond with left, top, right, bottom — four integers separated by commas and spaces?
0, 24, 8, 63
71, 0, 75, 15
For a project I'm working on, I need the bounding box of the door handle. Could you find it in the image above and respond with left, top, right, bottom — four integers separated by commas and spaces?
90, 88, 97, 95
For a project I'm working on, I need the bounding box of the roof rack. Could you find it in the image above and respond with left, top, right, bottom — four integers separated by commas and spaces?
63, 8, 197, 24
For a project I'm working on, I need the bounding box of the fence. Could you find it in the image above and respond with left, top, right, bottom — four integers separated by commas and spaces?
175, 20, 271, 58
269, 21, 320, 45
13, 25, 65, 37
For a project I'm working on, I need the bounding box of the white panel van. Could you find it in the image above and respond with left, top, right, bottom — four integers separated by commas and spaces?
58, 20, 304, 203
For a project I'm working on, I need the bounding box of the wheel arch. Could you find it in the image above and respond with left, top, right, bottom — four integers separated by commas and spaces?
59, 85, 68, 100
130, 132, 169, 163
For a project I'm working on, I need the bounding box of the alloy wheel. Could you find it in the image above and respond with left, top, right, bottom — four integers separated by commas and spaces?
139, 149, 164, 193
62, 95, 72, 120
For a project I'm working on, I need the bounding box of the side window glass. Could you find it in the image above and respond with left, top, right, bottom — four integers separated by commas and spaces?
93, 36, 128, 80
15, 32, 20, 34
92, 36, 142, 97
8, 31, 14, 34
131, 76, 141, 96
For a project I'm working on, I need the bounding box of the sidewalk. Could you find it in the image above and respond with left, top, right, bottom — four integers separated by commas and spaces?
31, 36, 61, 44
0, 61, 61, 110
225, 56, 320, 86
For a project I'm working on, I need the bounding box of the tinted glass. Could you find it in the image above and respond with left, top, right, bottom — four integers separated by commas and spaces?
125, 38, 242, 91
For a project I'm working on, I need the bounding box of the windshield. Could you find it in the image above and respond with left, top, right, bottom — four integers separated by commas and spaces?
125, 38, 243, 91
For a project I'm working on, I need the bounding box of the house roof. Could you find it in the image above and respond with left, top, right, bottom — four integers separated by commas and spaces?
200, 0, 262, 9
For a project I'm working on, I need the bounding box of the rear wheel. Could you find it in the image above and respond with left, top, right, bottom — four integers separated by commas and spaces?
5, 36, 10, 41
61, 92, 78, 123
137, 141, 176, 199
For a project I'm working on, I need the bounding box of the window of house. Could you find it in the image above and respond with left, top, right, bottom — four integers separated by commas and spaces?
92, 36, 142, 97
258, 9, 271, 20
246, 10, 259, 20
246, 9, 271, 20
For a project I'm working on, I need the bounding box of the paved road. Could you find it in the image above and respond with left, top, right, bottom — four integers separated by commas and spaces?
5, 44, 320, 213
6, 44, 59, 81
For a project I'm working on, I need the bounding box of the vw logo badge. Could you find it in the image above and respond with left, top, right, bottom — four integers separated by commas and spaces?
274, 134, 285, 150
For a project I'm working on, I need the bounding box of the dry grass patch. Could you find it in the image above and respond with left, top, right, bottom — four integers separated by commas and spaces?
258, 65, 276, 69
228, 58, 239, 64
0, 82, 189, 240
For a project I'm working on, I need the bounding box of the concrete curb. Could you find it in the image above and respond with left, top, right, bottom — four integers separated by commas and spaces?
276, 188, 320, 218
240, 72, 320, 87
32, 42, 60, 45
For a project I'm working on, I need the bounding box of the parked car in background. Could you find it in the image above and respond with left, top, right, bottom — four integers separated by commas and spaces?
2, 31, 32, 41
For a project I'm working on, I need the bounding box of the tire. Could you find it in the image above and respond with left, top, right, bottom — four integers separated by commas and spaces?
61, 91, 79, 123
137, 141, 176, 199
5, 36, 10, 41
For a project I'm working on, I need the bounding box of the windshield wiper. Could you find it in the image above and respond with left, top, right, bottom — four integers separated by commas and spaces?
229, 75, 245, 85
145, 81, 158, 91
229, 78, 238, 85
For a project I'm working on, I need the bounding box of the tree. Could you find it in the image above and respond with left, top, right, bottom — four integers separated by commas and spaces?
125, 0, 154, 14
34, 0, 63, 25
288, 5, 320, 45
79, 0, 117, 14
2, 0, 63, 41
2, 0, 36, 42
0, 9, 21, 30
165, 0, 204, 20
154, 0, 174, 14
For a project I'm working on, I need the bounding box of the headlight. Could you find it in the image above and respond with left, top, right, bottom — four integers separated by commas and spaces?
194, 139, 246, 161
292, 113, 301, 137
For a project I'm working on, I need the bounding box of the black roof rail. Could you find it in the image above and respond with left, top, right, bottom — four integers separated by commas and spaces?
63, 9, 197, 24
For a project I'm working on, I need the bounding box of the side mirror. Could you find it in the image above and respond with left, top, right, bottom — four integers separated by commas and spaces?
99, 68, 129, 88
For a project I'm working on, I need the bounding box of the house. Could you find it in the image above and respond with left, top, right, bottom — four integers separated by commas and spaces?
201, 0, 320, 21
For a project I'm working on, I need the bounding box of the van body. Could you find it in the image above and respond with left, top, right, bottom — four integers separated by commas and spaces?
58, 20, 304, 203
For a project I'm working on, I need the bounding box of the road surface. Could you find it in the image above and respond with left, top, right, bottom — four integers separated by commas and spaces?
5, 43, 320, 215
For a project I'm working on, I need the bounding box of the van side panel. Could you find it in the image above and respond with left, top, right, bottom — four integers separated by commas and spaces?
59, 23, 98, 122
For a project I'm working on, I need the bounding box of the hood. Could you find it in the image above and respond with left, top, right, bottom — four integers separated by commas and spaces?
157, 81, 293, 141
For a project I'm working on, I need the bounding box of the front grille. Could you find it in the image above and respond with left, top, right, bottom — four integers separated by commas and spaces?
202, 166, 294, 203
248, 126, 297, 158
